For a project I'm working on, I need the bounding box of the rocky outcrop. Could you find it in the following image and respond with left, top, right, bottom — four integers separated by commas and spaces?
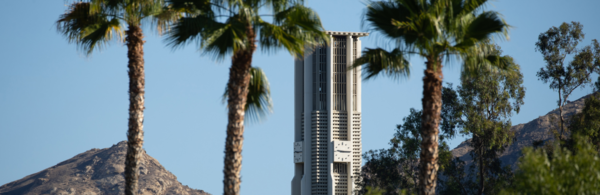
451, 93, 590, 169
0, 141, 210, 195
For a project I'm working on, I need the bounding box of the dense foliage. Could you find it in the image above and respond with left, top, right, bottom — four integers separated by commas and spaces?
501, 137, 600, 195
568, 93, 600, 150
359, 85, 459, 195
457, 44, 524, 195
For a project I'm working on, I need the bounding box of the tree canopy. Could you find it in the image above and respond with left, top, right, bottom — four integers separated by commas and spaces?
501, 137, 600, 195
535, 21, 600, 141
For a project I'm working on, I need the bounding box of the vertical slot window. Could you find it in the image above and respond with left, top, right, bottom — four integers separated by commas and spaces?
333, 37, 347, 111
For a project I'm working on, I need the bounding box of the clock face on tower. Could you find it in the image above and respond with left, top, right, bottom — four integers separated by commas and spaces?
333, 141, 352, 162
294, 152, 303, 163
294, 141, 303, 163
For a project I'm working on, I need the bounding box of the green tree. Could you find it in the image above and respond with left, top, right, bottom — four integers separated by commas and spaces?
437, 157, 470, 195
361, 148, 413, 195
457, 44, 524, 195
364, 187, 390, 195
501, 137, 600, 195
568, 93, 600, 151
165, 0, 328, 194
359, 85, 460, 195
354, 1, 510, 193
56, 1, 177, 194
535, 21, 600, 141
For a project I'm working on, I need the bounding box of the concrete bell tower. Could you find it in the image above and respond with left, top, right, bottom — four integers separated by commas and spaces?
291, 31, 368, 195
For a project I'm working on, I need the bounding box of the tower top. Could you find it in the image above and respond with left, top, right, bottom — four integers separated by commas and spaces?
325, 31, 369, 37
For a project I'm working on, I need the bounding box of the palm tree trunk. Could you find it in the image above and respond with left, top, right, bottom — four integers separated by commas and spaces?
124, 25, 145, 195
419, 59, 443, 195
223, 24, 256, 195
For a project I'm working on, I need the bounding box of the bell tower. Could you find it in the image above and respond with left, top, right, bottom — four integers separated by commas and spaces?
291, 31, 368, 195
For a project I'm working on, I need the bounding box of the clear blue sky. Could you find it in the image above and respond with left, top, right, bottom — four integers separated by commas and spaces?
1, 0, 599, 194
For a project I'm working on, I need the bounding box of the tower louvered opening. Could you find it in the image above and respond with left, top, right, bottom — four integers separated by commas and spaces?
352, 39, 358, 112
333, 37, 347, 112
313, 47, 327, 111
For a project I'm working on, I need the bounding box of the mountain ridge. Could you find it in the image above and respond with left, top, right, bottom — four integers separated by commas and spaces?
0, 141, 210, 195
451, 93, 592, 169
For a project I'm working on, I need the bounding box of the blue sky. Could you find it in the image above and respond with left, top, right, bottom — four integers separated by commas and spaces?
1, 0, 599, 194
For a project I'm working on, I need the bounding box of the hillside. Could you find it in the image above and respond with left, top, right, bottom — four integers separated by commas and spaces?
451, 93, 591, 169
0, 141, 210, 195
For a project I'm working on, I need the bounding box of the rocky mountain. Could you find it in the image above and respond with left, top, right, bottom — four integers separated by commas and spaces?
451, 93, 591, 169
0, 141, 210, 195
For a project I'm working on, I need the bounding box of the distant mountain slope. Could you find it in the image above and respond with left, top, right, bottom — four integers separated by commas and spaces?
451, 93, 591, 169
0, 141, 210, 195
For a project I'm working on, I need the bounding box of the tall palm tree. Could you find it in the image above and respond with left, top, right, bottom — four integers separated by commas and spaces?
56, 1, 178, 194
354, 0, 510, 194
165, 0, 328, 194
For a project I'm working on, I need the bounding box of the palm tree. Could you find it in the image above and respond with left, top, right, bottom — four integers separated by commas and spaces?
56, 1, 178, 194
354, 0, 510, 194
165, 0, 328, 194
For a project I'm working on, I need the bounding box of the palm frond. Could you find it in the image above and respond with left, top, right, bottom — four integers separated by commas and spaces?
57, 2, 96, 41
140, 0, 166, 17
211, 0, 242, 13
80, 18, 124, 54
395, 0, 423, 16
259, 4, 327, 57
244, 67, 273, 123
353, 48, 411, 81
364, 1, 417, 42
257, 20, 303, 56
264, 0, 295, 13
222, 67, 273, 123
152, 4, 185, 35
57, 2, 124, 55
448, 0, 488, 18
165, 0, 252, 62
461, 42, 516, 78
167, 0, 213, 13
165, 14, 220, 48
273, 5, 323, 32
453, 11, 508, 49
114, 0, 164, 24
201, 14, 247, 61
89, 0, 123, 16
238, 6, 257, 21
